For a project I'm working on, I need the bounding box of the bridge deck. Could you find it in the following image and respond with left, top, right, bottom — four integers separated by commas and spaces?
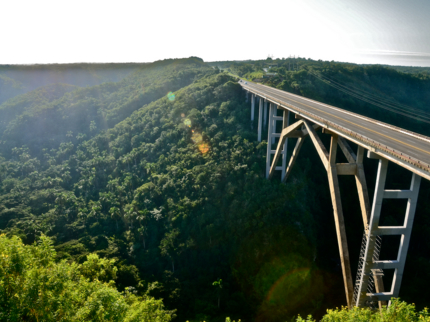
241, 81, 430, 181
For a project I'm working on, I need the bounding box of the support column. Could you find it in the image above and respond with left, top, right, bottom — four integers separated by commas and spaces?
258, 97, 263, 142
266, 104, 274, 179
271, 105, 277, 145
281, 110, 290, 180
245, 90, 248, 102
355, 146, 386, 308
355, 154, 422, 306
251, 94, 255, 121
263, 99, 267, 128
283, 137, 305, 183
391, 173, 421, 298
327, 135, 354, 308
269, 120, 304, 179
355, 146, 371, 227
356, 157, 389, 307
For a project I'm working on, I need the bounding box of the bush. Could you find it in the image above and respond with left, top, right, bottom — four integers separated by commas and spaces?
0, 234, 174, 321
296, 299, 430, 322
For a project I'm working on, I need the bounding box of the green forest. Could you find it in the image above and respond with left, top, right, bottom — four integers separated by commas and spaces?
1, 57, 430, 321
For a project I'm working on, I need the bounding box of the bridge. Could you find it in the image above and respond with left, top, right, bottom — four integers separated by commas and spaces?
240, 81, 430, 309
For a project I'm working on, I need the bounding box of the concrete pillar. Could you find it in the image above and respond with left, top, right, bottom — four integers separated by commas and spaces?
281, 110, 290, 181
258, 97, 263, 142
356, 157, 389, 307
266, 104, 274, 179
391, 173, 421, 298
327, 135, 354, 308
245, 91, 248, 102
251, 94, 255, 121
271, 104, 276, 145
263, 99, 267, 127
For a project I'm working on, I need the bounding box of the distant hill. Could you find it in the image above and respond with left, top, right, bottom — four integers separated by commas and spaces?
0, 58, 212, 156
0, 63, 147, 105
380, 64, 430, 75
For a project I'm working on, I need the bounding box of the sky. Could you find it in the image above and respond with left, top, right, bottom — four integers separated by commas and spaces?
1, 0, 430, 66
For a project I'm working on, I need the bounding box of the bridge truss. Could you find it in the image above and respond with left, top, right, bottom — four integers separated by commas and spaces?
245, 89, 423, 309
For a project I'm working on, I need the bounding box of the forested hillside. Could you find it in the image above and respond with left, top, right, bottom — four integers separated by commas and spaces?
1, 57, 430, 321
0, 63, 146, 105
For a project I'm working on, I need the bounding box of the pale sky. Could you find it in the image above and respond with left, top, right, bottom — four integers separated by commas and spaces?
1, 0, 430, 66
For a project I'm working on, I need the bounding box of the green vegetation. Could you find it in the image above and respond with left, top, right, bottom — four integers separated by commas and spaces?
0, 233, 173, 321
382, 65, 430, 76
0, 63, 147, 105
1, 57, 430, 321
0, 58, 212, 154
297, 299, 430, 321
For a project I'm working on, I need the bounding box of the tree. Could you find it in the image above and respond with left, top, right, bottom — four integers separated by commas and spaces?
212, 278, 222, 308
0, 234, 174, 322
159, 229, 181, 273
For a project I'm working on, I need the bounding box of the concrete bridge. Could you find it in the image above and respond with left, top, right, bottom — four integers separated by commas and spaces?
240, 81, 430, 309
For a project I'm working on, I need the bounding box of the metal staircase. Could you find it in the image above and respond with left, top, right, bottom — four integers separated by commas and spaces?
354, 231, 383, 307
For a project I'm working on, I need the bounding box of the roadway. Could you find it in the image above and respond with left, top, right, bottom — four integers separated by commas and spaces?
241, 81, 430, 178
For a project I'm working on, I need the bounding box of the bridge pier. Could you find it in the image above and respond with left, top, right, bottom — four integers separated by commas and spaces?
338, 140, 387, 308
355, 152, 421, 307
258, 97, 263, 142
327, 134, 354, 308
266, 104, 274, 178
263, 99, 268, 128
265, 103, 288, 179
251, 94, 255, 121
281, 111, 290, 180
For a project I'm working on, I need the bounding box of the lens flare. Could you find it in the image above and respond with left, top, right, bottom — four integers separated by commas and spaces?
167, 92, 175, 101
191, 132, 203, 144
231, 227, 324, 322
198, 143, 209, 154
184, 119, 191, 127
181, 113, 185, 118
